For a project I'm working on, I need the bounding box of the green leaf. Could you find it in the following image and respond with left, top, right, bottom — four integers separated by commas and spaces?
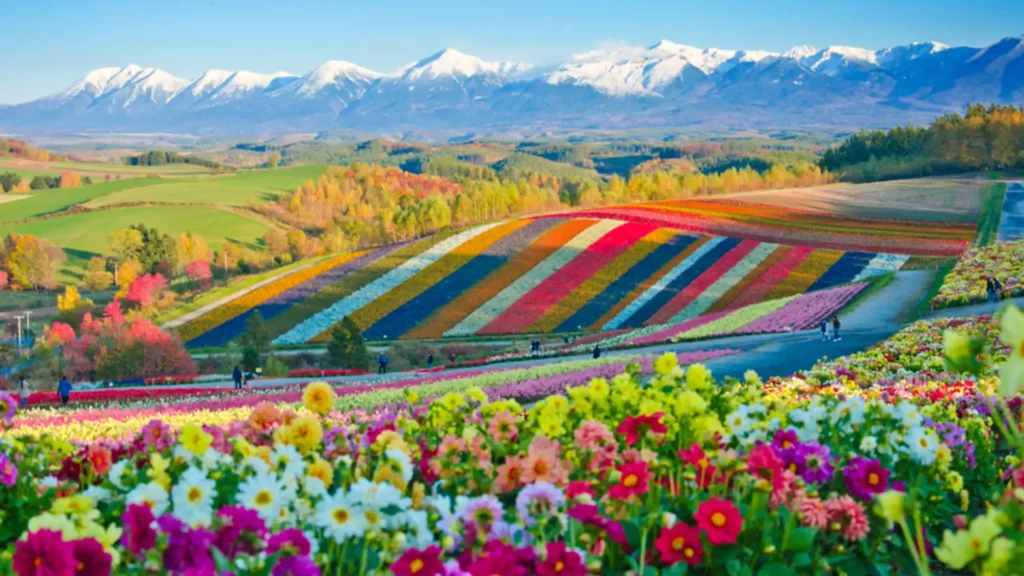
784, 526, 817, 553
663, 564, 689, 576
756, 563, 796, 576
792, 553, 812, 568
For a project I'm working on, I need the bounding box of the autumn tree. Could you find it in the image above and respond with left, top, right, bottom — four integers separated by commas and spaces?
116, 260, 144, 297
59, 171, 81, 188
175, 232, 212, 274
267, 151, 281, 168
3, 234, 66, 290
109, 228, 143, 284
83, 256, 114, 291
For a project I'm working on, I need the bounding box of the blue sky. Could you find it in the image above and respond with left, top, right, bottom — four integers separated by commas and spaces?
2, 0, 1022, 104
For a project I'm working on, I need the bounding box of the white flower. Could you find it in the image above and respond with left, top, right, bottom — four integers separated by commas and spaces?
237, 473, 285, 523
315, 490, 367, 543
904, 427, 938, 465
859, 436, 878, 453
399, 509, 435, 548
832, 397, 866, 429
127, 482, 170, 516
245, 456, 272, 476
274, 445, 306, 480
108, 460, 132, 490
725, 408, 754, 437
384, 448, 414, 484
303, 476, 328, 498
82, 485, 112, 502
347, 478, 411, 511
896, 403, 923, 428
171, 467, 216, 527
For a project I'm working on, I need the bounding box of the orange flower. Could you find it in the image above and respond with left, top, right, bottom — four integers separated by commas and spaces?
494, 456, 526, 493
86, 445, 112, 476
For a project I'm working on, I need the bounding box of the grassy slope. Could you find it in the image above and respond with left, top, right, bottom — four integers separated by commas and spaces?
492, 153, 602, 181
0, 158, 216, 176
0, 178, 164, 224
975, 183, 1007, 246
86, 165, 327, 207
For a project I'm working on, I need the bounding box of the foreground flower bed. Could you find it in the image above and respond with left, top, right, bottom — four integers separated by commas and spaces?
932, 239, 1024, 309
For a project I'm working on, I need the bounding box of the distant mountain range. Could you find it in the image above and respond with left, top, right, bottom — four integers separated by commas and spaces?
2, 36, 1023, 135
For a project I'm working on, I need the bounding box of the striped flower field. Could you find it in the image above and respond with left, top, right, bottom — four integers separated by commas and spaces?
171, 197, 967, 346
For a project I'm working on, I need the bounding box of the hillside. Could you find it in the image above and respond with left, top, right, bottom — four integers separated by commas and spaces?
171, 178, 982, 348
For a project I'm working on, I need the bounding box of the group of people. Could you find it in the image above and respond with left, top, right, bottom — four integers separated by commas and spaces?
819, 316, 843, 342
530, 340, 543, 354
231, 366, 252, 390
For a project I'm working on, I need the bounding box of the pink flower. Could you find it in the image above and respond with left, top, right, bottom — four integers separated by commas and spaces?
616, 412, 667, 446
608, 462, 650, 500
536, 542, 586, 576
694, 497, 744, 545
797, 497, 828, 529
487, 411, 519, 442
0, 453, 18, 487
12, 530, 76, 576
121, 504, 158, 555
824, 496, 870, 541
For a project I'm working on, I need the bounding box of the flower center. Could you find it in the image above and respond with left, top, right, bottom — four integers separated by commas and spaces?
187, 487, 202, 502
684, 548, 694, 558
712, 512, 727, 528
333, 508, 349, 524
255, 490, 272, 506
554, 561, 565, 572
365, 510, 381, 525
623, 474, 638, 488
410, 558, 424, 573
867, 473, 879, 486
672, 536, 685, 551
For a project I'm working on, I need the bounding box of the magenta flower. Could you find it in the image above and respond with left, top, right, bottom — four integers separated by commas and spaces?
121, 503, 157, 555
843, 456, 890, 500
140, 419, 174, 450
267, 528, 311, 556
795, 442, 834, 484
12, 529, 76, 576
0, 453, 18, 487
272, 555, 321, 576
72, 538, 113, 576
0, 392, 16, 424
214, 505, 268, 559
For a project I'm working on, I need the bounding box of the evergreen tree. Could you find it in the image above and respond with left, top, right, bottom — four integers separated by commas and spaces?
327, 316, 367, 369
240, 310, 272, 353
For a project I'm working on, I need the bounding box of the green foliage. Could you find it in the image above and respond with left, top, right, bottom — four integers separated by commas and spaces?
128, 223, 178, 273
0, 172, 21, 193
262, 354, 289, 377
240, 310, 271, 353
327, 316, 368, 370
491, 153, 601, 181
29, 175, 59, 190
975, 183, 1007, 247
241, 343, 260, 372
124, 150, 222, 169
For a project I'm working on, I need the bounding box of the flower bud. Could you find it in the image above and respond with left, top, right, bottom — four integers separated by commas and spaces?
763, 545, 776, 555
661, 512, 677, 527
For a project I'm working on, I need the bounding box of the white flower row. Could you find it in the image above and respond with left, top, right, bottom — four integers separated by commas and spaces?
669, 242, 778, 324
851, 252, 910, 283
445, 219, 625, 337
602, 236, 726, 330
274, 222, 505, 344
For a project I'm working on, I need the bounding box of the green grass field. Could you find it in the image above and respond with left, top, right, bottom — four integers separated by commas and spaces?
0, 178, 164, 224
0, 205, 272, 282
0, 165, 68, 181
0, 158, 216, 176
86, 165, 327, 207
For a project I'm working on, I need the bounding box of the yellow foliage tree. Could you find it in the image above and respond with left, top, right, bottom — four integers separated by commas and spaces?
116, 260, 143, 298
83, 256, 114, 291
59, 171, 81, 188
57, 285, 82, 311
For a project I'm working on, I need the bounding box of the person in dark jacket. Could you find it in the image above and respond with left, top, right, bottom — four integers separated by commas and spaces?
832, 316, 842, 342
426, 353, 434, 369
593, 345, 601, 359
820, 320, 829, 341
378, 353, 388, 375
232, 366, 243, 390
57, 377, 72, 406
448, 352, 456, 365
18, 376, 27, 407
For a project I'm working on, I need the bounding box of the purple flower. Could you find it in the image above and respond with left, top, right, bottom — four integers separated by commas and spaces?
158, 514, 216, 573
515, 481, 566, 526
794, 441, 834, 484
122, 503, 157, 555
0, 453, 18, 487
267, 528, 311, 556
272, 555, 322, 576
0, 392, 16, 424
843, 456, 890, 500
771, 429, 801, 470
214, 505, 268, 559
461, 495, 505, 535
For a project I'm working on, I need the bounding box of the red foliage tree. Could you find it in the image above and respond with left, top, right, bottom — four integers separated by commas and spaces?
124, 273, 167, 309
185, 259, 212, 289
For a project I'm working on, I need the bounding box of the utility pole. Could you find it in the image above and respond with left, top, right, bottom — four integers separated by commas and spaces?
24, 310, 32, 338
13, 314, 23, 359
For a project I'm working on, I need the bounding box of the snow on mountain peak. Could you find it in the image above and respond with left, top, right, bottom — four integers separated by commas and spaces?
296, 60, 382, 96
53, 66, 123, 99
783, 45, 818, 60
392, 48, 531, 82
189, 69, 234, 97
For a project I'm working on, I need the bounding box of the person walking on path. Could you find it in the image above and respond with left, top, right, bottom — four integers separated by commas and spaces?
820, 320, 829, 341
57, 377, 72, 406
987, 277, 998, 303
232, 366, 243, 390
18, 376, 27, 407
832, 316, 842, 342
448, 352, 456, 366
426, 353, 434, 369
593, 344, 602, 359
378, 353, 388, 375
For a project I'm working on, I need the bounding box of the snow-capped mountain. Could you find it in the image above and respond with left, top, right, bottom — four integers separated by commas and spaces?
2, 36, 1022, 134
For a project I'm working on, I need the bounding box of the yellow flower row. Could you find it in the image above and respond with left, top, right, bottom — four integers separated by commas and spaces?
343, 220, 530, 332
4, 408, 254, 444
529, 228, 680, 332
176, 251, 368, 342
764, 249, 844, 300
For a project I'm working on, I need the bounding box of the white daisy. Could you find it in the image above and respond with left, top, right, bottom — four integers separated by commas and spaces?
82, 485, 112, 502
315, 490, 367, 543
237, 473, 285, 523
126, 482, 170, 516
273, 445, 306, 480
171, 467, 216, 527
302, 476, 328, 498
108, 460, 132, 490
245, 456, 272, 476
859, 436, 878, 453
904, 427, 938, 465
384, 448, 414, 484
399, 509, 435, 548
896, 403, 923, 428
347, 478, 411, 511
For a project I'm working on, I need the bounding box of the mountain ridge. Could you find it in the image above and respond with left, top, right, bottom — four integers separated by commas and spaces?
2, 36, 1022, 134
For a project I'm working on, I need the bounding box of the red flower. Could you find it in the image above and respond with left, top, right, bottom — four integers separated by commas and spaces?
71, 538, 113, 576
654, 522, 704, 566
12, 529, 76, 576
616, 413, 667, 446
391, 545, 445, 576
608, 461, 650, 500
566, 480, 595, 500
679, 444, 719, 489
536, 542, 586, 576
86, 445, 112, 477
694, 497, 744, 545
746, 444, 782, 481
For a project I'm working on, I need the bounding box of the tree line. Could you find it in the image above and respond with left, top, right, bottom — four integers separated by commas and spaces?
124, 150, 222, 169
820, 104, 1024, 181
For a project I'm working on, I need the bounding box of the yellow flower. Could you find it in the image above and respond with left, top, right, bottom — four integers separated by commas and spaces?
654, 352, 678, 376
946, 471, 964, 493
936, 444, 953, 469
374, 430, 411, 456
466, 387, 488, 404
998, 305, 1024, 397
874, 490, 905, 524
52, 495, 95, 517
179, 423, 213, 456
307, 458, 334, 487
935, 530, 975, 570
982, 537, 1014, 576
686, 364, 711, 390
281, 415, 324, 454
439, 392, 464, 412
588, 378, 610, 401
28, 513, 78, 540
148, 453, 172, 490
302, 381, 337, 415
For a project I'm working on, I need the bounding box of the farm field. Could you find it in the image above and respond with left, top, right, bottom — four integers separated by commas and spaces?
0, 156, 217, 176
0, 177, 163, 223
85, 164, 327, 207
172, 179, 971, 348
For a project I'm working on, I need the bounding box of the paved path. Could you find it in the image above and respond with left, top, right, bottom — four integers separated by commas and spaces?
997, 182, 1024, 242
101, 270, 935, 392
